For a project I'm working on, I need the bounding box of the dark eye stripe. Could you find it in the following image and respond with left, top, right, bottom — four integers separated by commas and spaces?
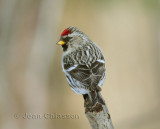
62, 36, 72, 42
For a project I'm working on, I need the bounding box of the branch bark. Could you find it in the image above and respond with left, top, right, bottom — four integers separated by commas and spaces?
84, 92, 114, 129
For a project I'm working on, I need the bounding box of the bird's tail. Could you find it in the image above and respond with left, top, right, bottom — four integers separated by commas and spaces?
83, 90, 105, 107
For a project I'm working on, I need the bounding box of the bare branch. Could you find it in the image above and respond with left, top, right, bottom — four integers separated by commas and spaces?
84, 93, 114, 129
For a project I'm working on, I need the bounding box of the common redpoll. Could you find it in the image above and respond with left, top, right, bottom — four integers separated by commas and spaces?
57, 26, 106, 105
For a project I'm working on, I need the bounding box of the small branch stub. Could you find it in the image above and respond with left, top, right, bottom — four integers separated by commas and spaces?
83, 92, 114, 129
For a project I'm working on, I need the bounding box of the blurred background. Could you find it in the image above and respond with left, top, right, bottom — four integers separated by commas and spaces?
0, 0, 160, 129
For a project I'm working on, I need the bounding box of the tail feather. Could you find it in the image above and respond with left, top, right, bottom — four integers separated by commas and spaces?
83, 90, 105, 107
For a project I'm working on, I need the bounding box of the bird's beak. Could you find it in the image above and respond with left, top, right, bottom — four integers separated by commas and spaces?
57, 40, 66, 45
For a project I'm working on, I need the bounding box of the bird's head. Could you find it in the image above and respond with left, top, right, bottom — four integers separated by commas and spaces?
57, 26, 89, 51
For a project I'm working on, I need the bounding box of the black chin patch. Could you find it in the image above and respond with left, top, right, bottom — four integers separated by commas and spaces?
62, 44, 68, 51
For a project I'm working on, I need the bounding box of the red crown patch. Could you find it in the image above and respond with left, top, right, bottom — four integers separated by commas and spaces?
61, 28, 71, 36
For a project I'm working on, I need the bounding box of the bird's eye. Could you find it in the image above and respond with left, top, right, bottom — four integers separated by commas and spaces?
64, 37, 73, 42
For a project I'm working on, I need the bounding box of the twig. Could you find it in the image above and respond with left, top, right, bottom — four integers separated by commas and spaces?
83, 92, 114, 129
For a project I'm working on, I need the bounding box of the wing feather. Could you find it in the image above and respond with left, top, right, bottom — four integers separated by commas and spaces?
63, 60, 105, 91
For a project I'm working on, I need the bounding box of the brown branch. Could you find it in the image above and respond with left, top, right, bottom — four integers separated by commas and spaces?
83, 92, 114, 129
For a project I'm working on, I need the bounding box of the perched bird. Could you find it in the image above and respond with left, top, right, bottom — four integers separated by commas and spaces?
57, 26, 106, 106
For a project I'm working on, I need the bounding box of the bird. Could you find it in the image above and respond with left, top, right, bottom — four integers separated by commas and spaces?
57, 26, 106, 106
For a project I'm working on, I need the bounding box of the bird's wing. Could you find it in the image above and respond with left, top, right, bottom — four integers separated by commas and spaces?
89, 60, 106, 90
63, 60, 105, 91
